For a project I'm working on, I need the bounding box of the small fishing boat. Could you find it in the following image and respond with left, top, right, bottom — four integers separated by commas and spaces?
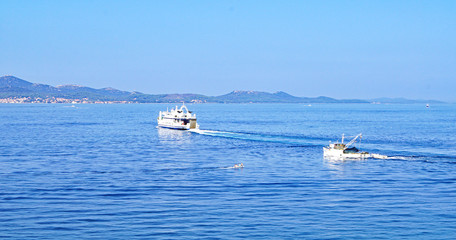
157, 103, 199, 130
323, 133, 387, 160
232, 163, 244, 169
220, 163, 244, 170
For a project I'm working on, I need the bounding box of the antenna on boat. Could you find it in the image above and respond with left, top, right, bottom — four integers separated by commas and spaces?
341, 134, 345, 144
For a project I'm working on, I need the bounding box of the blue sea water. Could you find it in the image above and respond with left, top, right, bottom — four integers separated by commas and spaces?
1, 103, 456, 239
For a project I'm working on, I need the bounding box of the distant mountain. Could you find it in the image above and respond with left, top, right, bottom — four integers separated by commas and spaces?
0, 75, 443, 104
0, 75, 53, 94
215, 90, 304, 103
0, 76, 141, 101
214, 90, 366, 103
0, 75, 34, 88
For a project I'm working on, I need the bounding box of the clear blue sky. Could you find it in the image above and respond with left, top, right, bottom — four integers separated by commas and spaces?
1, 0, 455, 100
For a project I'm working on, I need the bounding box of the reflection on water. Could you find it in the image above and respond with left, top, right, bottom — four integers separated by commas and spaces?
323, 156, 368, 172
157, 127, 192, 143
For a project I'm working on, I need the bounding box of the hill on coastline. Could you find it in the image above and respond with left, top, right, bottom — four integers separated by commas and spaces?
0, 75, 442, 104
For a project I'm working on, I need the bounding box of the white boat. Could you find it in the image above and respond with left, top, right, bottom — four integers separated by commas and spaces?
157, 103, 199, 130
323, 133, 387, 160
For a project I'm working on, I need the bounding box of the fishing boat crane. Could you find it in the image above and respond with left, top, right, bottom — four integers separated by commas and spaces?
344, 133, 362, 148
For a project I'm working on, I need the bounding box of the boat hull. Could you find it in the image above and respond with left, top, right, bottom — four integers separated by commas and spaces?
323, 147, 370, 160
158, 125, 190, 130
157, 124, 191, 130
157, 119, 196, 130
323, 147, 387, 160
157, 120, 199, 130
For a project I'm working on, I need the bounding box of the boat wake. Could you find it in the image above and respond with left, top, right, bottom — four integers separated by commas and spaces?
385, 156, 415, 160
189, 129, 321, 146
220, 163, 244, 169
188, 129, 452, 162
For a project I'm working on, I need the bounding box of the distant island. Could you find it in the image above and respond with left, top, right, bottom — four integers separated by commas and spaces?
0, 75, 444, 104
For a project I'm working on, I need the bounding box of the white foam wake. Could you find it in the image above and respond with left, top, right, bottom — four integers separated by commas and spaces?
190, 130, 420, 160
189, 129, 309, 144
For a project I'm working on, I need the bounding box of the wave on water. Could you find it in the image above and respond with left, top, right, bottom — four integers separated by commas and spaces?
62, 105, 78, 108
219, 166, 244, 170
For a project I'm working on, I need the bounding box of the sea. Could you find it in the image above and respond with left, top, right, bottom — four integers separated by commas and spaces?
1, 103, 456, 239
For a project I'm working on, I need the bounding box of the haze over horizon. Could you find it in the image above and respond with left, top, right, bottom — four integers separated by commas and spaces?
1, 1, 455, 101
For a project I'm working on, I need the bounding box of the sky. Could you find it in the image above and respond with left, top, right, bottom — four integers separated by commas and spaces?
1, 0, 455, 101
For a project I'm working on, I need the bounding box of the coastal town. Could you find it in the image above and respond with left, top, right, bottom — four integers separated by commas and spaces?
0, 96, 206, 104
0, 97, 134, 104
